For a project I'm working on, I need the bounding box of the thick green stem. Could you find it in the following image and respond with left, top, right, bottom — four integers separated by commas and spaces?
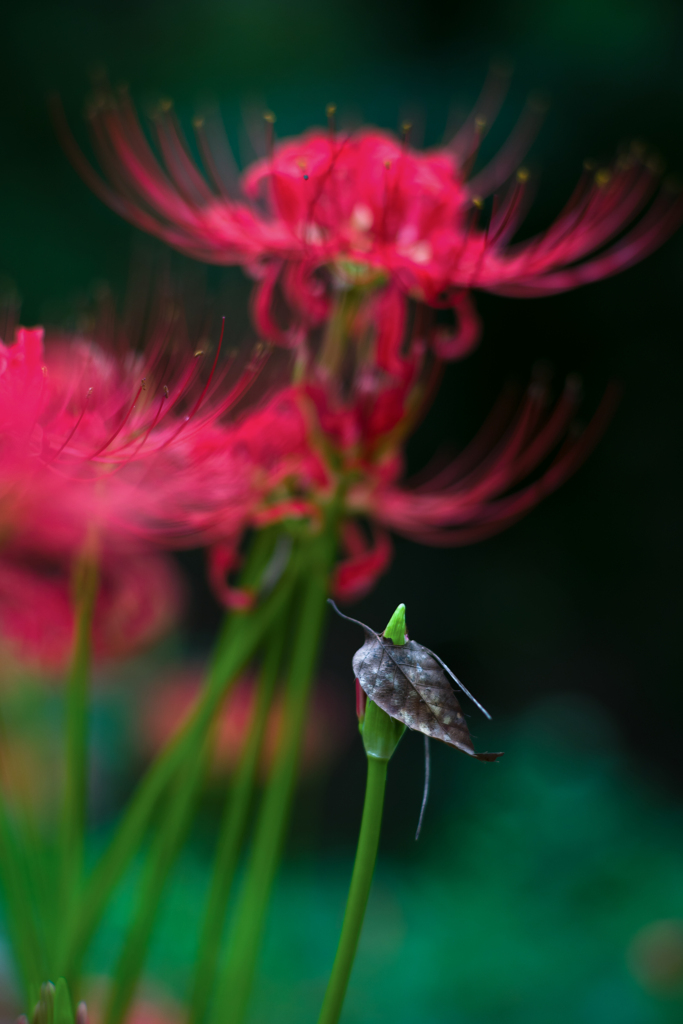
57, 531, 297, 984
189, 621, 287, 1024
317, 756, 388, 1024
60, 554, 98, 910
209, 530, 335, 1024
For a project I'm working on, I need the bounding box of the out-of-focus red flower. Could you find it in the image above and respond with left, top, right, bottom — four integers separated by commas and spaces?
0, 320, 264, 541
0, 318, 263, 669
140, 667, 351, 776
55, 78, 681, 364
0, 545, 183, 672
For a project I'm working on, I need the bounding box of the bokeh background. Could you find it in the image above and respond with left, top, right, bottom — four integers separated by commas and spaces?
1, 0, 683, 1021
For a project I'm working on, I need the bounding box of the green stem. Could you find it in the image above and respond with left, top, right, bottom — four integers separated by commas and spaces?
0, 799, 45, 997
317, 756, 388, 1024
57, 531, 297, 984
103, 735, 211, 1024
189, 620, 288, 1024
210, 529, 335, 1024
60, 553, 98, 910
0, 701, 52, 998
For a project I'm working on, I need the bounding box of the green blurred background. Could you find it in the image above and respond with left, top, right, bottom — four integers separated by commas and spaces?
1, 0, 683, 1020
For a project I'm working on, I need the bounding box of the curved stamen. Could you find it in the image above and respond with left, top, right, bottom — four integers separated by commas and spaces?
48, 387, 93, 463
89, 382, 144, 459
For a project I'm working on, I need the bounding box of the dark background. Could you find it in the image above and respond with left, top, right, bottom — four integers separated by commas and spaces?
1, 1, 683, 1019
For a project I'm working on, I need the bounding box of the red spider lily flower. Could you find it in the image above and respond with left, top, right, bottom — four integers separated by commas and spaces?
54, 81, 681, 363
0, 317, 265, 539
349, 375, 620, 549
0, 545, 183, 672
0, 319, 262, 666
151, 363, 616, 606
330, 372, 618, 599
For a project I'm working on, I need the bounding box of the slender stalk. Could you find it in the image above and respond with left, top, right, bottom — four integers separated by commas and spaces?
210, 529, 335, 1024
0, 700, 52, 998
58, 531, 297, 983
60, 552, 98, 907
189, 620, 288, 1024
0, 799, 44, 997
103, 736, 211, 1024
317, 757, 388, 1024
316, 608, 408, 1024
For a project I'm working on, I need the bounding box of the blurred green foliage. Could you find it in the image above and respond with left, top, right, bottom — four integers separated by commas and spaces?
70, 697, 683, 1024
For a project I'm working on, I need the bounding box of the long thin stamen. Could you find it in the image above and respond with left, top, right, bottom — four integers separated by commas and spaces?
89, 382, 144, 459
326, 102, 337, 139
49, 388, 93, 462
101, 386, 170, 470
155, 316, 225, 451
264, 111, 276, 160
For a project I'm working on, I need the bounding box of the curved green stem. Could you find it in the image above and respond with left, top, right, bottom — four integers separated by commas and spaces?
57, 530, 296, 984
189, 620, 288, 1024
317, 756, 388, 1024
210, 529, 335, 1024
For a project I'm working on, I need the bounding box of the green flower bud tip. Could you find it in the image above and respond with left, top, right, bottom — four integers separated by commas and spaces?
383, 603, 407, 646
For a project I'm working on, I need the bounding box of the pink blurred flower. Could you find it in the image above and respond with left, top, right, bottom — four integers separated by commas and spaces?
0, 318, 264, 668
0, 320, 261, 537
0, 544, 183, 672
55, 82, 681, 363
140, 666, 351, 776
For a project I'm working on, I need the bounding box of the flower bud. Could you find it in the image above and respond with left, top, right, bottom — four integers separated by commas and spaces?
383, 602, 407, 645
361, 697, 406, 761
360, 603, 408, 759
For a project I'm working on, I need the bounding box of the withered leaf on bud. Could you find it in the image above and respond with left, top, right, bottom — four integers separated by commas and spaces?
330, 601, 502, 762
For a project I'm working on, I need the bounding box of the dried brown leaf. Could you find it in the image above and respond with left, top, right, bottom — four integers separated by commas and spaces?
331, 602, 502, 762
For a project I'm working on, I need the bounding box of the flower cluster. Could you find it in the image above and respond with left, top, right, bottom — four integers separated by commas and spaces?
0, 315, 264, 668
1, 78, 677, 666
